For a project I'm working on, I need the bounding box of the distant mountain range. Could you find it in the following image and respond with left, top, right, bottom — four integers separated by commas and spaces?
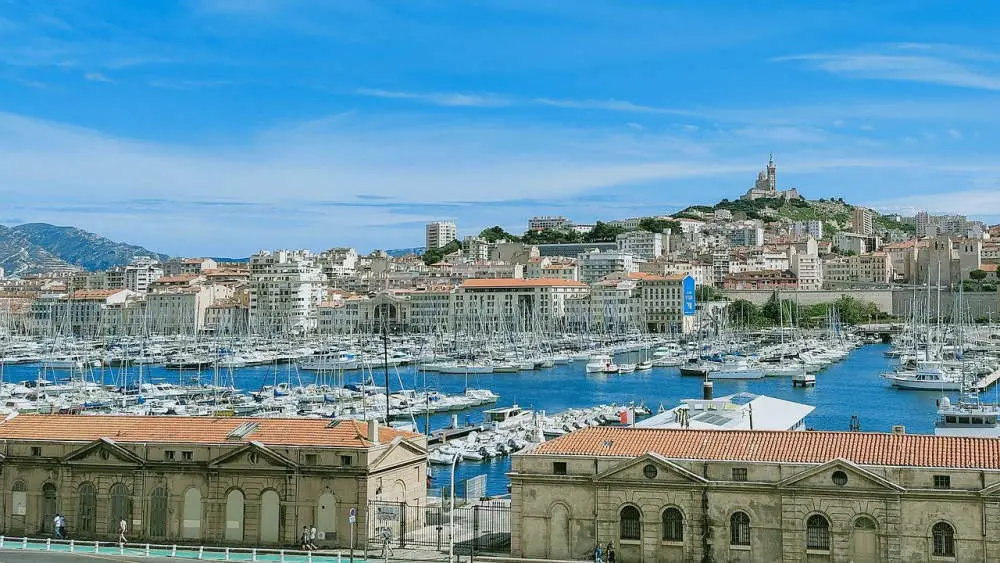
0, 223, 168, 276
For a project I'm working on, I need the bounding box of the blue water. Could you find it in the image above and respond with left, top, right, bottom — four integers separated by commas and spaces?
2, 344, 985, 497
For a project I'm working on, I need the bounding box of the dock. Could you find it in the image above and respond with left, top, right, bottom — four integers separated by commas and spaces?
972, 369, 1000, 392
428, 424, 484, 445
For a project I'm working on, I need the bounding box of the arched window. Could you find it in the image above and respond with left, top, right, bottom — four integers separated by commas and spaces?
78, 483, 96, 535
619, 506, 641, 540
11, 480, 26, 516
932, 522, 955, 557
730, 511, 751, 546
662, 507, 683, 542
108, 483, 131, 534
806, 514, 830, 551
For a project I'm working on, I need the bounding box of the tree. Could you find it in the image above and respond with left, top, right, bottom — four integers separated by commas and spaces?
521, 228, 580, 245
582, 221, 626, 243
727, 299, 765, 327
638, 217, 681, 234
479, 226, 519, 243
970, 269, 988, 281
696, 285, 723, 302
422, 239, 461, 265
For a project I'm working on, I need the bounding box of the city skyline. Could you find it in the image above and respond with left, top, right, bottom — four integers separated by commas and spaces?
2, 2, 1000, 256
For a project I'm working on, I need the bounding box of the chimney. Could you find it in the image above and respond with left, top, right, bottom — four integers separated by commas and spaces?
702, 380, 714, 401
367, 419, 380, 445
891, 425, 905, 435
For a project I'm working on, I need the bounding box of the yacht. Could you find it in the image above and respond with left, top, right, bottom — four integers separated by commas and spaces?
885, 361, 962, 391
586, 355, 612, 374
934, 395, 1000, 437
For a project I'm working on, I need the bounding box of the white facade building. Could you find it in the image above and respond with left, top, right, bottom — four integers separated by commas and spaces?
616, 231, 663, 260
578, 249, 639, 283
425, 221, 457, 250
528, 216, 571, 231
248, 250, 325, 334
792, 220, 823, 240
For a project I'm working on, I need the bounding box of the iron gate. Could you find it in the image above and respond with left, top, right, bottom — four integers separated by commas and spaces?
367, 499, 510, 554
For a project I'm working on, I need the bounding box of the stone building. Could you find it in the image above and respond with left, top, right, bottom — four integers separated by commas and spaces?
0, 415, 426, 548
511, 426, 1000, 562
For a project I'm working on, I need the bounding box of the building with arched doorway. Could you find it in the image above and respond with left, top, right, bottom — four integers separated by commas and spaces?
512, 426, 1000, 562
0, 415, 426, 548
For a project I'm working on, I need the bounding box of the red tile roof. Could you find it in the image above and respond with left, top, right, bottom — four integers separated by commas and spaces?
528, 427, 1000, 469
0, 415, 420, 449
461, 278, 587, 289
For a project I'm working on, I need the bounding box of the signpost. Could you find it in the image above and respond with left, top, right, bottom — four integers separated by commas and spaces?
348, 507, 357, 563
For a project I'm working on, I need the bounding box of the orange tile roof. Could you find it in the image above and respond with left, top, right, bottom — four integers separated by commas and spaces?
0, 415, 420, 449
529, 427, 1000, 469
69, 289, 124, 300
981, 264, 998, 272
152, 274, 201, 284
461, 278, 587, 289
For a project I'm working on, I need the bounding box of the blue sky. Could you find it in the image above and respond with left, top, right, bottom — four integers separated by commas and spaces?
2, 1, 1000, 256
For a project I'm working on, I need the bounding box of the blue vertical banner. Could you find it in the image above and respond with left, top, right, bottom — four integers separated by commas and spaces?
682, 275, 696, 315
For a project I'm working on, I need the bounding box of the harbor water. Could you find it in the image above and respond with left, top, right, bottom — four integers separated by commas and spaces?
0, 343, 983, 496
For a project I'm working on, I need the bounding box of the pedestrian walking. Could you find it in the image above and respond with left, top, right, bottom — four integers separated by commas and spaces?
118, 518, 128, 544
300, 526, 313, 551
53, 514, 62, 539
58, 514, 67, 539
594, 542, 603, 563
606, 542, 616, 563
308, 525, 319, 550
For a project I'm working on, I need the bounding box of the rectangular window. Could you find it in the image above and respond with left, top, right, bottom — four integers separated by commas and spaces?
934, 475, 951, 489
341, 455, 353, 467
30, 446, 41, 457
305, 454, 318, 466
164, 450, 175, 461
732, 468, 748, 482
182, 451, 193, 461
553, 462, 567, 475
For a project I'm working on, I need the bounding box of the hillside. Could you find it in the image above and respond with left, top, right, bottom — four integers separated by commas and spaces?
0, 223, 168, 274
673, 196, 915, 239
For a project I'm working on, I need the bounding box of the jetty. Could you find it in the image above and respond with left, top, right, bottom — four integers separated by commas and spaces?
972, 369, 1000, 392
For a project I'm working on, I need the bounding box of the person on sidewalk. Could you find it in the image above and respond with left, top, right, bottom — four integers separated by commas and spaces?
118, 518, 128, 545
58, 514, 67, 539
300, 526, 314, 551
53, 514, 63, 539
594, 542, 603, 563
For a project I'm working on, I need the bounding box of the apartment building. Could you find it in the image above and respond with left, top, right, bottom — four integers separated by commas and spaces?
204, 300, 250, 335
634, 273, 695, 334
616, 230, 663, 260
852, 206, 875, 236
162, 258, 218, 277
722, 269, 798, 290
248, 250, 325, 334
425, 221, 457, 250
789, 252, 823, 290
145, 275, 235, 334
578, 249, 639, 283
49, 289, 137, 337
528, 216, 572, 231
453, 278, 588, 331
823, 253, 894, 285
316, 247, 359, 280
638, 260, 713, 287
791, 220, 823, 239
106, 257, 163, 293
525, 257, 579, 281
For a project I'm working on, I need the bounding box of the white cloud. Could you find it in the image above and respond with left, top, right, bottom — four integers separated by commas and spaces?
775, 43, 1000, 91
947, 128, 963, 139
355, 88, 511, 108
870, 189, 1000, 217
83, 72, 113, 83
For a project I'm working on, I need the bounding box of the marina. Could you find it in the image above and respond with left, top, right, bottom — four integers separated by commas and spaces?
2, 329, 1000, 495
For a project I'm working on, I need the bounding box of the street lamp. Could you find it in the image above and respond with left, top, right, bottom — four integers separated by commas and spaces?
449, 452, 460, 562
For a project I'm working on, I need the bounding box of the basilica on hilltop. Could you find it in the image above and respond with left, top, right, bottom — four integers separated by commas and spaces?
741, 154, 802, 201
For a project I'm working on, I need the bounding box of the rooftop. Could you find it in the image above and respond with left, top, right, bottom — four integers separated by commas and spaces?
0, 415, 420, 448
461, 278, 587, 289
529, 426, 1000, 469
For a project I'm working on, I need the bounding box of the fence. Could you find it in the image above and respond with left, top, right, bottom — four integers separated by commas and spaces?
367, 499, 510, 555
0, 535, 352, 561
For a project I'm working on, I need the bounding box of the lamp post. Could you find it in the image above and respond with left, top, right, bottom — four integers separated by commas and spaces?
449, 453, 459, 562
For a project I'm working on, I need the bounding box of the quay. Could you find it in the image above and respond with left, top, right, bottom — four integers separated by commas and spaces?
972, 369, 1000, 392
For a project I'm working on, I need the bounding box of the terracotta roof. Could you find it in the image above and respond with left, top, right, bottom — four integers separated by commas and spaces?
529, 427, 1000, 469
981, 264, 998, 272
68, 289, 124, 300
0, 415, 420, 448
151, 274, 200, 284
461, 278, 587, 289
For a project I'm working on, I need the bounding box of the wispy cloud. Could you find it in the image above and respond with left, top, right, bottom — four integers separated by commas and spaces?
355, 88, 696, 115
147, 79, 233, 90
775, 43, 1000, 91
84, 72, 113, 83
355, 88, 511, 108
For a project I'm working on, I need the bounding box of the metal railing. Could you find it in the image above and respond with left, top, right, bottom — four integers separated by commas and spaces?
367, 499, 510, 555
0, 535, 363, 562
